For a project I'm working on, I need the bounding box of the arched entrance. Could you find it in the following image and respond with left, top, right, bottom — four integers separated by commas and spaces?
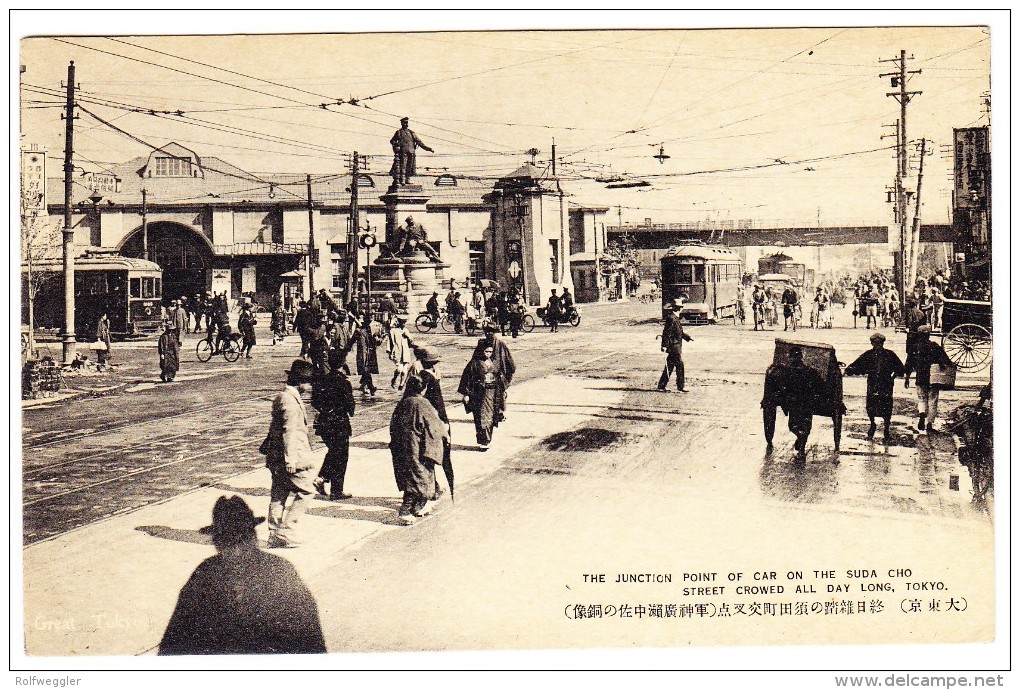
120, 222, 213, 302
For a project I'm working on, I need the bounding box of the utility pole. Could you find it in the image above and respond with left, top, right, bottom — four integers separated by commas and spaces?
880, 50, 921, 300
306, 174, 316, 296
141, 188, 148, 261
346, 152, 361, 306
907, 138, 931, 288
61, 61, 77, 365
551, 138, 556, 177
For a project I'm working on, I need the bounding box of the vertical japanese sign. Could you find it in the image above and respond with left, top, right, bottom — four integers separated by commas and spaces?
21, 149, 47, 213
953, 127, 989, 210
506, 240, 523, 292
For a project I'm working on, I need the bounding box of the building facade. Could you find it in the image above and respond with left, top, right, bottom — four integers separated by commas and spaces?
44, 144, 608, 312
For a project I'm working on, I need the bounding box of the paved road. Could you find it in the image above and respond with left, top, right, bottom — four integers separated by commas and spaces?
21, 306, 637, 545
20, 300, 995, 655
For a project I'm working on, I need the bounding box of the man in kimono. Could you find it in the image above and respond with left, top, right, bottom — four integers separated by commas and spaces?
389, 376, 448, 525
260, 360, 318, 548
158, 323, 180, 383
844, 332, 905, 443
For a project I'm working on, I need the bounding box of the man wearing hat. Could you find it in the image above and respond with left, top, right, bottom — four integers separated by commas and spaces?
386, 313, 414, 390
259, 360, 319, 547
657, 300, 693, 392
390, 116, 434, 185
844, 332, 905, 442
312, 349, 356, 501
171, 299, 189, 346
405, 345, 452, 506
159, 495, 326, 655
426, 291, 441, 328
904, 324, 953, 432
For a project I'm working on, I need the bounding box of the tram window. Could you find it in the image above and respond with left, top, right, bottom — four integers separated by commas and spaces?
83, 273, 108, 294
155, 278, 162, 298
693, 265, 706, 283
142, 277, 155, 298
679, 265, 693, 284
130, 278, 141, 298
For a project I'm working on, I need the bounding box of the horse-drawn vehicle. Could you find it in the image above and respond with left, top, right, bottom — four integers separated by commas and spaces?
939, 297, 992, 372
762, 338, 846, 453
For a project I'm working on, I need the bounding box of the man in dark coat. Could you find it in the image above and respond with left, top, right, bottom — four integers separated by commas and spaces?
351, 314, 380, 396
158, 495, 325, 655
389, 376, 447, 525
311, 350, 356, 500
904, 325, 954, 432
844, 332, 905, 442
657, 300, 693, 392
545, 289, 563, 332
158, 323, 180, 383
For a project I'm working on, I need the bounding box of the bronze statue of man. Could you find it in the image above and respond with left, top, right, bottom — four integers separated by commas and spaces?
389, 117, 434, 185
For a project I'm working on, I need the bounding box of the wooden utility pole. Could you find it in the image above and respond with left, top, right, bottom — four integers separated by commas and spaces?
141, 188, 148, 261
61, 61, 77, 365
346, 152, 361, 305
306, 174, 316, 295
881, 50, 921, 300
907, 138, 930, 288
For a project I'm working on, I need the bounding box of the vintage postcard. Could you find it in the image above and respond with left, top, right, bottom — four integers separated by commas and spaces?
12, 10, 1007, 679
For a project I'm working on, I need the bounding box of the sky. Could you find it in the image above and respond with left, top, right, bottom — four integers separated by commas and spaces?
16, 12, 995, 227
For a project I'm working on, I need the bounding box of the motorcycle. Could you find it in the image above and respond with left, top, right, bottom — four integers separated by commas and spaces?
536, 305, 581, 327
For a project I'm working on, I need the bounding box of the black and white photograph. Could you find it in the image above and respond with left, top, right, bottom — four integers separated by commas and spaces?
11, 10, 1009, 684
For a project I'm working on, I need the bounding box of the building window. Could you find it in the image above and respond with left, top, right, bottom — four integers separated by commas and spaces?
153, 156, 193, 177
549, 240, 559, 284
468, 242, 486, 285
332, 258, 344, 290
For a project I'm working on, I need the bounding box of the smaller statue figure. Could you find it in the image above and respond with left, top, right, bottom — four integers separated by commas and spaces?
390, 117, 434, 186
388, 216, 441, 262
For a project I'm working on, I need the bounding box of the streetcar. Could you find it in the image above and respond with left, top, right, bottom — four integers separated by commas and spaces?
660, 243, 743, 323
22, 252, 164, 338
758, 252, 807, 286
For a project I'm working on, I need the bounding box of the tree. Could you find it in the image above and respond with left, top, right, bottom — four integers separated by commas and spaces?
21, 192, 61, 358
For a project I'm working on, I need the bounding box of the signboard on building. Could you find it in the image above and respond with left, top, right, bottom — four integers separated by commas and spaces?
82, 172, 121, 194
241, 265, 256, 294
953, 127, 989, 210
20, 149, 46, 213
506, 240, 523, 292
211, 269, 232, 297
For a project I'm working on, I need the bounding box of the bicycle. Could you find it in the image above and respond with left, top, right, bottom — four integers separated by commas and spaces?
196, 333, 243, 362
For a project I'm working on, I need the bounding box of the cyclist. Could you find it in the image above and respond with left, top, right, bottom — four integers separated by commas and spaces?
781, 284, 799, 331
425, 291, 441, 328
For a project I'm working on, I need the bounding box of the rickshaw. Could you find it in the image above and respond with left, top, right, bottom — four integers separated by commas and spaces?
939, 297, 992, 372
762, 338, 846, 453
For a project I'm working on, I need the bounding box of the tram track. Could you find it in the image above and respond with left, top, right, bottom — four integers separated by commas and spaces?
21, 309, 644, 546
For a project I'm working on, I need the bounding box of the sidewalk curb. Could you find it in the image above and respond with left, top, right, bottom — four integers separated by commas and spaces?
21, 381, 133, 409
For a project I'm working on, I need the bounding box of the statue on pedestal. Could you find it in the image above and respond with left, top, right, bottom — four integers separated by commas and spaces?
389, 117, 434, 186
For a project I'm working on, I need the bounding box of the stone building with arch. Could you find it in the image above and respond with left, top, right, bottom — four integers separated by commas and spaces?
44, 143, 608, 310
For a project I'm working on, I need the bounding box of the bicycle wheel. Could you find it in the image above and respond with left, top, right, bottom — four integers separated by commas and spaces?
414, 314, 434, 333
521, 314, 535, 333
440, 314, 456, 333
223, 339, 242, 362
569, 312, 581, 327
196, 339, 213, 362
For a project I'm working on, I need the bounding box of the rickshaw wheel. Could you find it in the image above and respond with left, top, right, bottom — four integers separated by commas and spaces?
943, 324, 991, 372
569, 312, 581, 327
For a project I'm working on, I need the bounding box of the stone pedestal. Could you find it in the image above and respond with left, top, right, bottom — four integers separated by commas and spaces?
372, 182, 448, 315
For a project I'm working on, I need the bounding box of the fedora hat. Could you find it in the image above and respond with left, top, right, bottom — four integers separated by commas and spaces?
287, 359, 316, 383
198, 495, 265, 539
